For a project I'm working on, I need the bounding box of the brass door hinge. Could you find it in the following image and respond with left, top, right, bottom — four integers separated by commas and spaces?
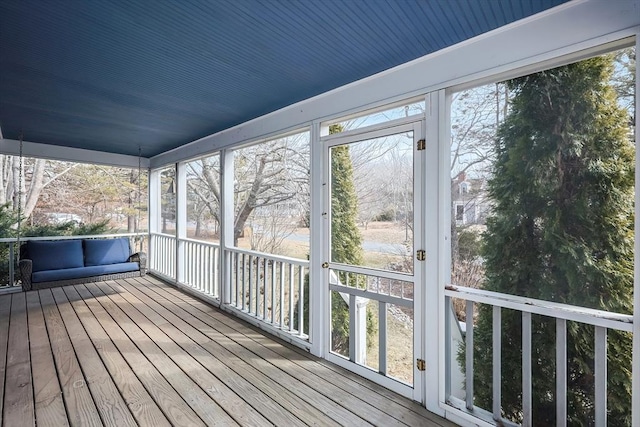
417, 139, 426, 150
416, 250, 426, 261
417, 359, 426, 371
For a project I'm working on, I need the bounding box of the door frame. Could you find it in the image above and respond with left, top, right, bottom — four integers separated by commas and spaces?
320, 118, 426, 401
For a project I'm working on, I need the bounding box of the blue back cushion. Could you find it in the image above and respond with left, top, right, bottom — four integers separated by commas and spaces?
27, 240, 84, 272
84, 238, 130, 266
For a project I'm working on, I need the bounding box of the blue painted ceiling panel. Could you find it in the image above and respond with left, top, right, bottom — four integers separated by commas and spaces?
0, 0, 569, 158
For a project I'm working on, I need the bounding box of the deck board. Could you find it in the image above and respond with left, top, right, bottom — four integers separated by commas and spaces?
0, 276, 455, 427
39, 288, 103, 426
26, 292, 69, 427
0, 294, 13, 426
4, 293, 34, 426
106, 280, 302, 427
73, 284, 205, 427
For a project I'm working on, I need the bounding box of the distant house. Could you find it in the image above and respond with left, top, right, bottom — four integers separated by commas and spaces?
452, 171, 490, 226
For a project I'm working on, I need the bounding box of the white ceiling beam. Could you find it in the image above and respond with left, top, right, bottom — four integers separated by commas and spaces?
151, 0, 640, 169
0, 138, 150, 169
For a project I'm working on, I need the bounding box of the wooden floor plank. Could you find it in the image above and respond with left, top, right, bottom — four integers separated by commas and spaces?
112, 279, 332, 427
84, 282, 240, 427
0, 294, 13, 426
95, 281, 270, 427
39, 288, 103, 427
143, 276, 456, 427
73, 284, 206, 427
25, 291, 69, 427
121, 278, 344, 427
62, 286, 171, 427
130, 278, 385, 426
51, 287, 138, 427
4, 292, 35, 426
0, 276, 454, 427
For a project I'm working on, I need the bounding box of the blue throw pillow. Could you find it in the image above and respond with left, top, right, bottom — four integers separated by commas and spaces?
84, 238, 131, 266
27, 240, 84, 272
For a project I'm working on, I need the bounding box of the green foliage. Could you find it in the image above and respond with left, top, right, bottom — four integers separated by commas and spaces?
456, 227, 482, 262
328, 124, 376, 353
472, 55, 634, 425
22, 220, 112, 237
0, 205, 19, 285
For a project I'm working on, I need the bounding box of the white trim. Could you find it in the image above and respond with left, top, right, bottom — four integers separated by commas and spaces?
412, 118, 426, 404
220, 148, 235, 305
326, 353, 414, 399
439, 90, 453, 410
309, 120, 324, 357
176, 162, 187, 284
0, 138, 150, 169
320, 116, 421, 145
148, 169, 161, 234
150, 0, 640, 168
423, 90, 444, 415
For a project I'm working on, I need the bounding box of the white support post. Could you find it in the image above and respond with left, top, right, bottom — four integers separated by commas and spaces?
176, 162, 187, 284
309, 121, 325, 357
148, 168, 161, 271
149, 169, 161, 234
354, 296, 369, 364
424, 90, 444, 415
220, 148, 235, 305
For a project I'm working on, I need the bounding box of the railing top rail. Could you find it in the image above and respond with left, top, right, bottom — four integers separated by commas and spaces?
180, 237, 221, 249
445, 284, 633, 332
0, 232, 148, 244
228, 246, 309, 267
150, 232, 177, 239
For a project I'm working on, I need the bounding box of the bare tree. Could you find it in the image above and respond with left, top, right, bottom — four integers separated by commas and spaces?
0, 155, 76, 224
187, 133, 310, 249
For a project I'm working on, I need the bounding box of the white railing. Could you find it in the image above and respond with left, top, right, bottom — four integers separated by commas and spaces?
148, 237, 309, 343
228, 247, 309, 339
0, 233, 148, 288
183, 238, 219, 298
150, 232, 176, 279
329, 265, 414, 387
445, 285, 633, 426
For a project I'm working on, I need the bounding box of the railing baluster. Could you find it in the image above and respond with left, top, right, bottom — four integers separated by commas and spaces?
257, 257, 262, 317
465, 300, 474, 411
492, 305, 501, 422
289, 263, 294, 331
379, 300, 387, 375
271, 260, 276, 324
242, 254, 246, 311
557, 318, 567, 427
595, 326, 607, 426
279, 261, 284, 327
522, 312, 532, 427
248, 255, 253, 314
233, 252, 239, 305
298, 265, 304, 336
349, 293, 356, 362
262, 258, 267, 320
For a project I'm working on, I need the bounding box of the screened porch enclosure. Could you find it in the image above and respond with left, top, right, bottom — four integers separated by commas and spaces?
1, 1, 639, 426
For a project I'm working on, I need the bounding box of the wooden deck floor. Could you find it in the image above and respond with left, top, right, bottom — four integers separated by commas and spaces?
0, 275, 455, 426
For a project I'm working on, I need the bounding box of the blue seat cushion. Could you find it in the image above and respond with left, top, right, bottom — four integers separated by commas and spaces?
32, 262, 139, 283
84, 238, 130, 266
27, 240, 84, 272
